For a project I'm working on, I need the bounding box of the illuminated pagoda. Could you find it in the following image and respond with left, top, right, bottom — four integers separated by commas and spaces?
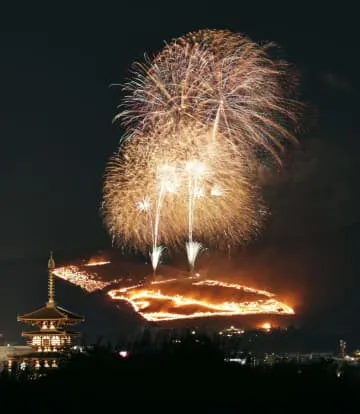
9, 252, 84, 371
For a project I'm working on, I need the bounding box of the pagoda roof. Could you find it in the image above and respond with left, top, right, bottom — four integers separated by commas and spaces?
22, 329, 80, 336
18, 303, 84, 323
10, 351, 69, 359
17, 253, 84, 327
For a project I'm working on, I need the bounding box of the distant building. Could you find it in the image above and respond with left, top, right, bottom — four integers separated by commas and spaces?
339, 339, 347, 359
0, 345, 32, 371
218, 325, 245, 337
7, 252, 84, 372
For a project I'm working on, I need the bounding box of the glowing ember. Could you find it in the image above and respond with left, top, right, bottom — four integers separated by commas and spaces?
192, 280, 275, 298
260, 322, 272, 331
85, 257, 111, 267
53, 264, 119, 293
53, 261, 294, 322
107, 281, 294, 322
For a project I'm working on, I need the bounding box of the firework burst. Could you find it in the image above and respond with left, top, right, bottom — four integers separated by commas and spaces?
103, 29, 302, 267
102, 123, 265, 253
117, 29, 301, 163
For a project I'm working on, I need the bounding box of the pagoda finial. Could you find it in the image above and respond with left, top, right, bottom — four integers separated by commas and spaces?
47, 251, 56, 307
48, 251, 55, 270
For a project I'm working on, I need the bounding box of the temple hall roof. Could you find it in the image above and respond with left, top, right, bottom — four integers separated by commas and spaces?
18, 304, 84, 323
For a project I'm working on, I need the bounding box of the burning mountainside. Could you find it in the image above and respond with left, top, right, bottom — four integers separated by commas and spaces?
108, 279, 294, 322
53, 256, 295, 323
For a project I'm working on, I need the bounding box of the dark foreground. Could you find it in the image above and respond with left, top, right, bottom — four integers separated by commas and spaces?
2, 337, 360, 412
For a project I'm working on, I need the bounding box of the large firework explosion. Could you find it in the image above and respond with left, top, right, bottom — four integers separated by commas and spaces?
102, 29, 301, 274
102, 123, 265, 252
117, 29, 301, 163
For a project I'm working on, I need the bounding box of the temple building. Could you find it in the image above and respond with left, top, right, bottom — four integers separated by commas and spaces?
8, 252, 84, 372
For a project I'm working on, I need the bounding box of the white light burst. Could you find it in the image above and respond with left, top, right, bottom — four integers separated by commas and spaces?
186, 241, 204, 275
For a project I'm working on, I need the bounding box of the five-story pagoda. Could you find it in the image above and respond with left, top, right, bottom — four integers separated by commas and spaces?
9, 252, 84, 371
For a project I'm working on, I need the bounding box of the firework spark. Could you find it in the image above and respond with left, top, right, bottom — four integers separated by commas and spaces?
117, 29, 301, 163
103, 28, 302, 274
186, 241, 204, 275
150, 245, 165, 276
102, 124, 265, 253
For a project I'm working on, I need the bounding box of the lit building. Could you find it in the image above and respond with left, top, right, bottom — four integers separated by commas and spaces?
218, 325, 245, 337
0, 346, 32, 371
339, 339, 347, 359
8, 252, 84, 372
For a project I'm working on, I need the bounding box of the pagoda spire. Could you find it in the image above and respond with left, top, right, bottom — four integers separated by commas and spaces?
47, 251, 56, 307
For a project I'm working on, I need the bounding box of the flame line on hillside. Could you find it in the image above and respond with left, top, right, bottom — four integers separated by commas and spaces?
52, 261, 294, 322
85, 260, 111, 267
193, 280, 275, 298
53, 264, 119, 292
108, 288, 294, 322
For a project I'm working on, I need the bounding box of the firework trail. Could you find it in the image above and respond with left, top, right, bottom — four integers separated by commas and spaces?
136, 196, 158, 274
186, 241, 204, 276
185, 159, 206, 274
185, 160, 206, 243
136, 164, 178, 276
102, 124, 264, 256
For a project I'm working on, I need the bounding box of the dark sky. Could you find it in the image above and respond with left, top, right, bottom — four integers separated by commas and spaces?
0, 2, 358, 261
1, 2, 360, 344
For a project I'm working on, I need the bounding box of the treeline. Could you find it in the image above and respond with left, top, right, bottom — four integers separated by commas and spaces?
1, 334, 360, 411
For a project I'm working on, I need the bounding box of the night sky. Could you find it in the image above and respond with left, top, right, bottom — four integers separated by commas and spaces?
1, 3, 359, 342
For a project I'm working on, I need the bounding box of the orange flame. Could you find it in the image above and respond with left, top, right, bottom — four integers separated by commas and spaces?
53, 264, 117, 292
85, 257, 111, 267
53, 261, 294, 322
108, 282, 294, 322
